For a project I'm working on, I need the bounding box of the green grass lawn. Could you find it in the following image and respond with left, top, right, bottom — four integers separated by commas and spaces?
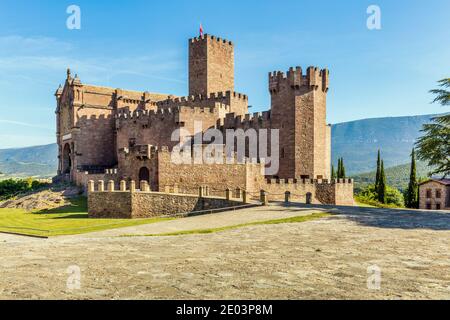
0, 197, 173, 237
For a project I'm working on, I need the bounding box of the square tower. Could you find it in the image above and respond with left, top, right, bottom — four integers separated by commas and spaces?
269, 66, 331, 180
189, 34, 234, 96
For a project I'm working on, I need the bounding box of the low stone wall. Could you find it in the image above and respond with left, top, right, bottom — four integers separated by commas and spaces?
88, 186, 244, 219
259, 178, 354, 206
130, 192, 243, 218
88, 191, 133, 218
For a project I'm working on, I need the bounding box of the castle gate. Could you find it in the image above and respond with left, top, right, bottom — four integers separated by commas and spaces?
139, 167, 150, 184
62, 143, 72, 174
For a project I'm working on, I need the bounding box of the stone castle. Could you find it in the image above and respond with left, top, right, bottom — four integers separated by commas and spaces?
55, 34, 354, 206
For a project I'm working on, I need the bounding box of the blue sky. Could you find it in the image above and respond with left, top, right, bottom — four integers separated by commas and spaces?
0, 0, 448, 148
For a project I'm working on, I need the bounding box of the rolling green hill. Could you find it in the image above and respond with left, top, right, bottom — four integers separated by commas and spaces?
0, 143, 56, 166
352, 161, 431, 193
0, 160, 56, 179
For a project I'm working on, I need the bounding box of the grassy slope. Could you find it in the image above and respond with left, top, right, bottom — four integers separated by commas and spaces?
0, 197, 173, 237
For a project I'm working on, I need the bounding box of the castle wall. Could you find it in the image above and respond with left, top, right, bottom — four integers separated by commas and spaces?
117, 145, 159, 191
157, 149, 257, 196
88, 188, 243, 219
156, 91, 248, 118
256, 178, 354, 206
115, 109, 180, 154
73, 112, 116, 169
115, 105, 230, 156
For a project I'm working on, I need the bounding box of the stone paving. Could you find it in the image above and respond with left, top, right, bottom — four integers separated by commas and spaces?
0, 204, 449, 300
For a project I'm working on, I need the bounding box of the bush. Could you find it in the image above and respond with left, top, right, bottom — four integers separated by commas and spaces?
0, 178, 49, 200
356, 184, 404, 208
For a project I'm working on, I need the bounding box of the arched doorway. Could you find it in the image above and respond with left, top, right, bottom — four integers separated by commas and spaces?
306, 192, 312, 205
139, 167, 150, 184
62, 143, 72, 174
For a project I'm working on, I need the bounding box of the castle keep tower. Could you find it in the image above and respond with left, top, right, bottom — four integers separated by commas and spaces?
269, 67, 331, 180
189, 34, 235, 96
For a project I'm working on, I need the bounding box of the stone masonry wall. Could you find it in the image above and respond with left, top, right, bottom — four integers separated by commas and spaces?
157, 149, 256, 196
256, 178, 354, 206
88, 190, 243, 219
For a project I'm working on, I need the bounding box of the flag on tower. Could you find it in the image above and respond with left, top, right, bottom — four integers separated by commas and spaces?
200, 24, 204, 37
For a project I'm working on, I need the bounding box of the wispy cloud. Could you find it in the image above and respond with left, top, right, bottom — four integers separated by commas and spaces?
0, 35, 185, 86
0, 35, 73, 56
0, 120, 53, 130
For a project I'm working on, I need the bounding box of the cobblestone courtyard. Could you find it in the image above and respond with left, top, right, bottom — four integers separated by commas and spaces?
0, 204, 449, 300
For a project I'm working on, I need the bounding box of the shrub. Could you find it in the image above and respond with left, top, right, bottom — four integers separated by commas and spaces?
356, 184, 404, 208
0, 178, 49, 200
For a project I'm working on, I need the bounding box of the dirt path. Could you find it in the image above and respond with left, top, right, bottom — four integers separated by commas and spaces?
0, 204, 449, 300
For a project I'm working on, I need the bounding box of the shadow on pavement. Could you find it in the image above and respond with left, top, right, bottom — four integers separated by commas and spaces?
275, 202, 450, 231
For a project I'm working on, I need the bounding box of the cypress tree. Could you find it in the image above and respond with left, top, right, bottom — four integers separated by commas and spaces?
337, 159, 341, 178
375, 150, 381, 189
341, 158, 346, 179
331, 165, 336, 179
405, 148, 419, 208
377, 160, 387, 204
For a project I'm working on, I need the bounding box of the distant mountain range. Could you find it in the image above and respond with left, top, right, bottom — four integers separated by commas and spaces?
0, 113, 440, 181
331, 113, 442, 174
0, 144, 57, 179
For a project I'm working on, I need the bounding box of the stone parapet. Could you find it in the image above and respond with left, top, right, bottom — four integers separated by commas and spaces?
88, 180, 246, 219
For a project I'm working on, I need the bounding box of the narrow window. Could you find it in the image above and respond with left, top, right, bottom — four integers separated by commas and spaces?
436, 189, 442, 199
426, 189, 432, 199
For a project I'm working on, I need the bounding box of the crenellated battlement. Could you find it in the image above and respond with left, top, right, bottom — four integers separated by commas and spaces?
189, 34, 233, 46
269, 66, 329, 93
156, 90, 247, 107
266, 178, 353, 185
223, 110, 271, 129
116, 107, 178, 120
115, 102, 230, 124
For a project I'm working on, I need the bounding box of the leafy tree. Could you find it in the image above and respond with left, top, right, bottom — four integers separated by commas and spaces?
0, 178, 48, 201
377, 160, 387, 203
430, 78, 450, 105
405, 148, 419, 208
416, 78, 450, 178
